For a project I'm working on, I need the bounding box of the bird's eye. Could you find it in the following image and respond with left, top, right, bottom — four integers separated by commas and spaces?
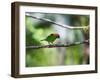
51, 34, 53, 35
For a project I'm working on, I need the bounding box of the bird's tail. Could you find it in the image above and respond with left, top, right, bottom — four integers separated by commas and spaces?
40, 39, 45, 41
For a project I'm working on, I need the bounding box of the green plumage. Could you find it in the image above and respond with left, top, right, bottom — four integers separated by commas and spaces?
41, 33, 60, 44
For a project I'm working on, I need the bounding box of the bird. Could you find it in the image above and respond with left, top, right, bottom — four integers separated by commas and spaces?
41, 33, 60, 44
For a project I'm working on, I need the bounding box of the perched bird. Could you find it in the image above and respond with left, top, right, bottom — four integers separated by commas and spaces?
41, 33, 60, 44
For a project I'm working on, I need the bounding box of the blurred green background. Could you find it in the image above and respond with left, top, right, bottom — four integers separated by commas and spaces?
25, 12, 89, 67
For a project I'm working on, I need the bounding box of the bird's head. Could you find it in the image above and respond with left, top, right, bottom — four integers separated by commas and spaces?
51, 33, 60, 38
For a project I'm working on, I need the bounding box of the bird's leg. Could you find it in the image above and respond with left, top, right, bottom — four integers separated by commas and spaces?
48, 42, 50, 45
50, 42, 52, 45
49, 42, 53, 45
48, 42, 54, 48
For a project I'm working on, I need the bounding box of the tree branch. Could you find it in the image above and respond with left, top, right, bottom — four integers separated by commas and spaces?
26, 14, 89, 30
26, 40, 89, 49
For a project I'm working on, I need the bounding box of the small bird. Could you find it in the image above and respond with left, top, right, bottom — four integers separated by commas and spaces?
41, 33, 60, 44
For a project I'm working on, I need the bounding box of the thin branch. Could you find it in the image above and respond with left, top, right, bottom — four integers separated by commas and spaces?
26, 14, 89, 30
26, 40, 89, 49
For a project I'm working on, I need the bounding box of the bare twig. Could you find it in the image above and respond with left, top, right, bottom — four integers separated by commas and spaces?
26, 14, 89, 29
26, 40, 89, 49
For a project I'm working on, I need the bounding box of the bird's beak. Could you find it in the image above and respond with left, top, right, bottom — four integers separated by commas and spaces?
58, 35, 60, 38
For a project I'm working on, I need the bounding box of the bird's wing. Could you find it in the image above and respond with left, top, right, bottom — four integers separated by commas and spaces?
46, 35, 56, 42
